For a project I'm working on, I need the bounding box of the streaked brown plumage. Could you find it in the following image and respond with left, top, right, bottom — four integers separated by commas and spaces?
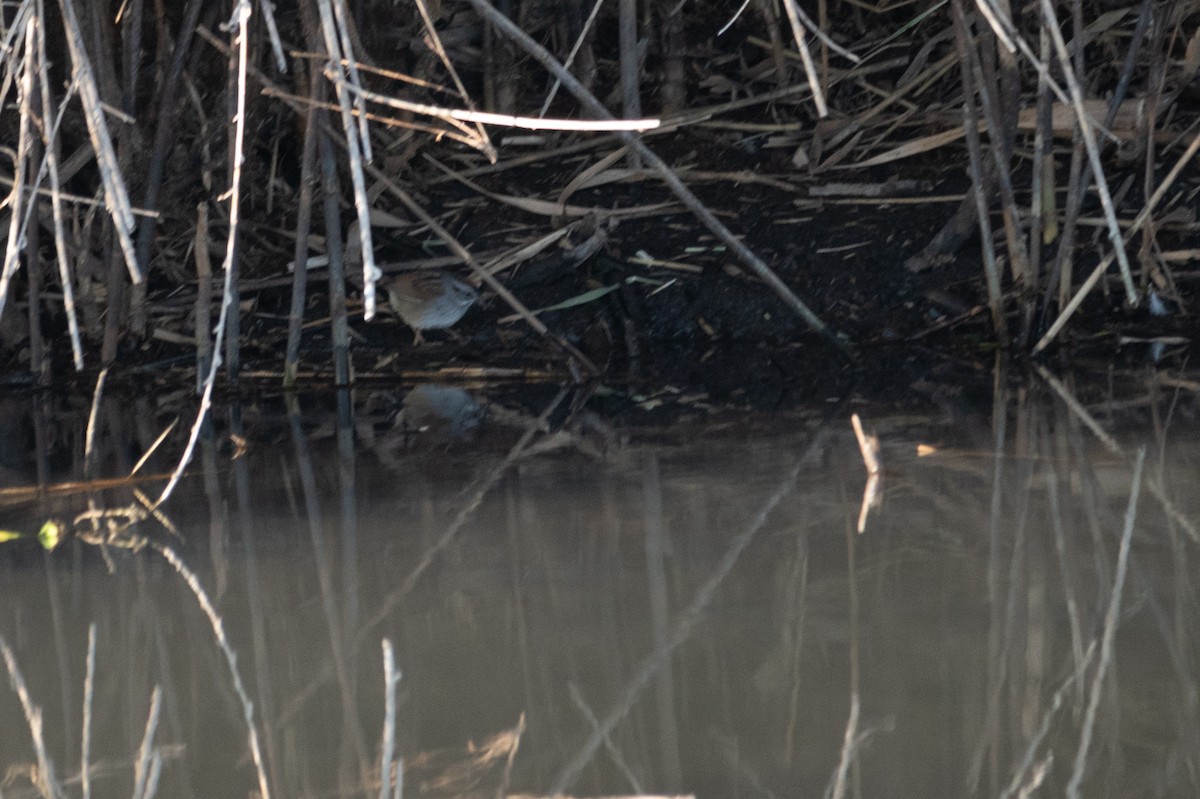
384, 271, 478, 344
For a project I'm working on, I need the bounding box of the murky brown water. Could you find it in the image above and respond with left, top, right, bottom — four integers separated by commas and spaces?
1, 383, 1198, 798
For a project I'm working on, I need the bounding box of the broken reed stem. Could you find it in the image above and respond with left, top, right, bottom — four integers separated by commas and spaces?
464, 0, 857, 363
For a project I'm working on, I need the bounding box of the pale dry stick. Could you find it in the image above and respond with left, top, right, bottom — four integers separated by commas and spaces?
154, 2, 252, 510
0, 635, 65, 799
340, 80, 660, 132
131, 686, 162, 799
35, 12, 84, 370
327, 0, 371, 162
1033, 127, 1200, 354
1038, 0, 1136, 307
314, 0, 379, 319
0, 16, 34, 324
81, 624, 95, 799
379, 640, 401, 799
55, 0, 141, 283
1066, 448, 1145, 799
550, 432, 829, 794
465, 0, 855, 362
538, 0, 606, 117
151, 538, 271, 799
780, 0, 828, 117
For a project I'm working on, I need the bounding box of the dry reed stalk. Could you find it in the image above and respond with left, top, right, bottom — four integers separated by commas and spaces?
313, 0, 380, 319
780, 0, 829, 117
35, 9, 85, 370
0, 16, 34, 327
56, 0, 141, 283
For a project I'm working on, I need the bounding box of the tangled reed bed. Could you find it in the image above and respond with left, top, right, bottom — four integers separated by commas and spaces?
0, 0, 1195, 395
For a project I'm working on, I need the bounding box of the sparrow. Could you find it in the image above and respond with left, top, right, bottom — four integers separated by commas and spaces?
384, 271, 478, 344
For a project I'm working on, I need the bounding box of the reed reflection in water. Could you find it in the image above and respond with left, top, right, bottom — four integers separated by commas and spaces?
0, 379, 1198, 799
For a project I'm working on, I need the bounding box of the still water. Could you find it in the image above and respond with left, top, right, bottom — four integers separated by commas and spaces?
0, 381, 1197, 798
